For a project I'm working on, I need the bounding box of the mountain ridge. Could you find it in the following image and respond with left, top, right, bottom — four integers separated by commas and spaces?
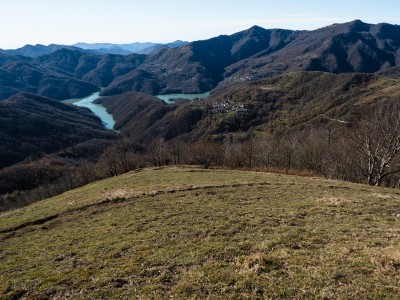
0, 41, 189, 57
0, 44, 84, 57
0, 54, 100, 100
100, 20, 400, 96
0, 50, 147, 100
2, 20, 400, 100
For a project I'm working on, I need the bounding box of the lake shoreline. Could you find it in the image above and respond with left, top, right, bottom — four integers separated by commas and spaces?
62, 92, 116, 130
62, 91, 211, 130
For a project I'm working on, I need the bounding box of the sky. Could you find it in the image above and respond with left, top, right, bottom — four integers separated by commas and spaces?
1, 0, 400, 49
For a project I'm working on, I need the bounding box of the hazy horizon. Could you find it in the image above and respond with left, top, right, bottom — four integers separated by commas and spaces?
1, 0, 400, 49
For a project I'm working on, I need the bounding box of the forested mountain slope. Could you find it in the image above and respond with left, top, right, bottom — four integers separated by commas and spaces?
102, 20, 400, 95
99, 72, 400, 143
0, 92, 115, 169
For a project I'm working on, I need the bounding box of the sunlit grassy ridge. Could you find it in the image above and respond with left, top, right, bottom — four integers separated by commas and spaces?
1, 167, 399, 299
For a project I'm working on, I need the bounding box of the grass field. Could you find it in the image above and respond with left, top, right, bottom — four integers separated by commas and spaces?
1, 167, 399, 299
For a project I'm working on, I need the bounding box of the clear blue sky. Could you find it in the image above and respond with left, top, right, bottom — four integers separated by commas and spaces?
1, 0, 399, 49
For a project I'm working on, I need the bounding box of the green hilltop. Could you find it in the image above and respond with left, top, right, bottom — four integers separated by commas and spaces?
1, 167, 399, 299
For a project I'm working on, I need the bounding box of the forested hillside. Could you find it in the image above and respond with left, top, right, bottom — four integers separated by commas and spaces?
0, 92, 115, 169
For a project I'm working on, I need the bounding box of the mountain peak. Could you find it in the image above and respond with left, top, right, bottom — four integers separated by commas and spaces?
346, 19, 371, 31
246, 25, 269, 34
249, 25, 265, 30
350, 19, 365, 25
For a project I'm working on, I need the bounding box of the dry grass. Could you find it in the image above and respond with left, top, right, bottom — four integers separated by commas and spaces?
0, 166, 399, 299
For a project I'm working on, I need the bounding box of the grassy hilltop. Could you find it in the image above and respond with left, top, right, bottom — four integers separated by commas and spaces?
1, 167, 399, 299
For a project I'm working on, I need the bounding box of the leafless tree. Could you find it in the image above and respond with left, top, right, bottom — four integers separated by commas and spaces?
254, 135, 276, 168
115, 139, 137, 173
353, 105, 400, 186
224, 141, 246, 168
295, 129, 329, 174
97, 146, 120, 177
167, 139, 185, 165
275, 134, 299, 171
242, 131, 257, 168
78, 162, 96, 185
186, 141, 223, 169
147, 138, 168, 167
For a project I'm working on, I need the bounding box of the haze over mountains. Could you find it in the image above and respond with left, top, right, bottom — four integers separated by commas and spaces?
0, 41, 188, 57
74, 40, 188, 55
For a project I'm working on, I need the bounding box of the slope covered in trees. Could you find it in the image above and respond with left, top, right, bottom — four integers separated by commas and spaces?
0, 50, 146, 100
33, 49, 146, 87
101, 20, 400, 96
99, 72, 400, 143
96, 93, 204, 143
220, 20, 400, 87
0, 92, 116, 169
101, 26, 297, 95
203, 71, 400, 134
0, 54, 99, 100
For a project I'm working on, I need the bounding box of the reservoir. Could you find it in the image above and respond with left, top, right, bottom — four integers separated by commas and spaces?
62, 91, 210, 129
62, 92, 116, 130
156, 92, 210, 103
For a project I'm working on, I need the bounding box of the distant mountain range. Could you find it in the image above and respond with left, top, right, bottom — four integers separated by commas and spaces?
73, 40, 188, 55
0, 41, 188, 57
1, 20, 400, 101
100, 20, 400, 96
0, 44, 83, 58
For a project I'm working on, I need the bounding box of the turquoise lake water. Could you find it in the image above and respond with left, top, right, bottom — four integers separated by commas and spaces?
62, 92, 116, 130
62, 91, 211, 130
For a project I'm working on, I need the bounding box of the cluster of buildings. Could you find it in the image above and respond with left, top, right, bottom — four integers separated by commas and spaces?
225, 75, 255, 83
207, 100, 248, 114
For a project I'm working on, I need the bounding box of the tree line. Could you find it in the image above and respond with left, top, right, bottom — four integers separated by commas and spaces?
1, 105, 399, 211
